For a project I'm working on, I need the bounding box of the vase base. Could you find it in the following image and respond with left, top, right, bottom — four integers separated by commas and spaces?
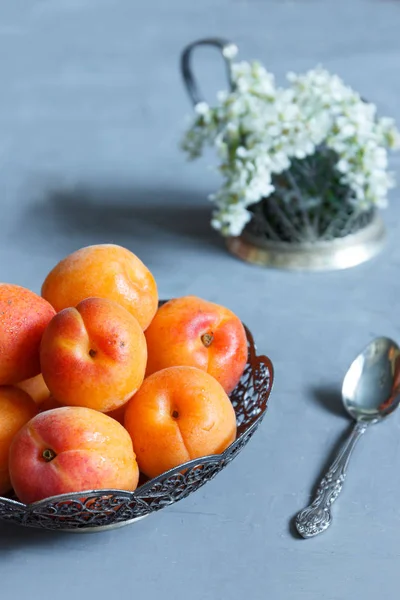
226, 213, 386, 271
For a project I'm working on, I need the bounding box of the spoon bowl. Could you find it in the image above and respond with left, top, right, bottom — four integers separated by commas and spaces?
342, 337, 400, 422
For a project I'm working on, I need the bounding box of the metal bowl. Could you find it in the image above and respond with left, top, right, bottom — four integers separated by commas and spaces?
0, 326, 273, 532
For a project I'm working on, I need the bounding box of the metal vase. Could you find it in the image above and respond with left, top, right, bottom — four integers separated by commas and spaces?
227, 211, 385, 271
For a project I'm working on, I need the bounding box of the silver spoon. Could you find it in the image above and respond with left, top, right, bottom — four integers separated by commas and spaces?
295, 336, 400, 538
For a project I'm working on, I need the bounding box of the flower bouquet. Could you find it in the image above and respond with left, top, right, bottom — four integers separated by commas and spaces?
181, 38, 399, 270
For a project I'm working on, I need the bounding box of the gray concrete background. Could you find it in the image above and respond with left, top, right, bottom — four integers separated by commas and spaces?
1, 1, 400, 598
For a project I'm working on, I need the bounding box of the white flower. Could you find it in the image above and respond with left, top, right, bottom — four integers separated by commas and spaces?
338, 123, 356, 138
236, 146, 248, 158
182, 59, 400, 236
222, 44, 238, 60
337, 159, 350, 173
194, 102, 210, 116
211, 204, 252, 237
217, 90, 229, 103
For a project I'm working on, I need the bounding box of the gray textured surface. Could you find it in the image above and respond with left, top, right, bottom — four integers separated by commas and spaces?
1, 1, 400, 598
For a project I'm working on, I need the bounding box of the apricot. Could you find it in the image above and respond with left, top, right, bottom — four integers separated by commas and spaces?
145, 296, 248, 393
124, 366, 237, 479
0, 387, 37, 495
16, 374, 50, 405
9, 406, 139, 504
41, 244, 158, 330
40, 297, 147, 413
0, 284, 56, 385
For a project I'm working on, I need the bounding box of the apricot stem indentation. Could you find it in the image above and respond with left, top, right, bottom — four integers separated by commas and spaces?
201, 333, 214, 348
42, 448, 56, 462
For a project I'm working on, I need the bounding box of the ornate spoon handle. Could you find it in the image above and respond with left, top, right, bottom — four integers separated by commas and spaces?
295, 421, 369, 538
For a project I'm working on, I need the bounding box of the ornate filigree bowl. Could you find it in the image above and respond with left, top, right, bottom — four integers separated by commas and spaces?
0, 326, 273, 532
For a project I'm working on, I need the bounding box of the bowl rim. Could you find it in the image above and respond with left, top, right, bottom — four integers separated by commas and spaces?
2, 413, 268, 510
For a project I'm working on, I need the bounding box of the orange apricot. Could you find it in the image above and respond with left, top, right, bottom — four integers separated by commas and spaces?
40, 297, 147, 413
124, 366, 237, 479
145, 296, 248, 393
0, 284, 55, 385
41, 244, 158, 330
9, 407, 139, 503
0, 387, 37, 495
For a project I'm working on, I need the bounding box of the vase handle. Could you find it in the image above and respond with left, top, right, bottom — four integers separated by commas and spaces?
180, 38, 237, 108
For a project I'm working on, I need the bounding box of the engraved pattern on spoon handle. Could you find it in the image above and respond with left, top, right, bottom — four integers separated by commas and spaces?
295, 421, 369, 538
